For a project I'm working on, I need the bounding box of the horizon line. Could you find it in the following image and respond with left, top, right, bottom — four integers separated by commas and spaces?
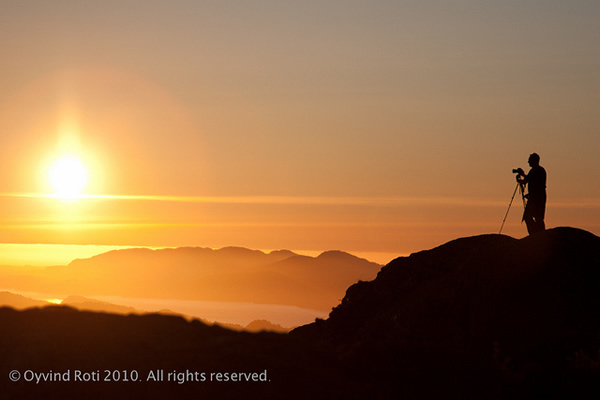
0, 192, 504, 205
2, 192, 600, 208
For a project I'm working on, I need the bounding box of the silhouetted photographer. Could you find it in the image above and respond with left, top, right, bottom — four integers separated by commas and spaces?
514, 153, 547, 234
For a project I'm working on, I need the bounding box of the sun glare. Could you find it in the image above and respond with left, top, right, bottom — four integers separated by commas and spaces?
43, 298, 64, 305
48, 155, 89, 199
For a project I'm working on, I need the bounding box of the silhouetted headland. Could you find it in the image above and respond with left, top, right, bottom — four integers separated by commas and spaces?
2, 247, 380, 312
1, 227, 598, 399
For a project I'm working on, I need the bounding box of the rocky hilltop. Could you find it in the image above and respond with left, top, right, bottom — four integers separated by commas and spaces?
294, 227, 600, 398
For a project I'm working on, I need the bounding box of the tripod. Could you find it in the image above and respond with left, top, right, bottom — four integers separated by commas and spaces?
499, 182, 526, 234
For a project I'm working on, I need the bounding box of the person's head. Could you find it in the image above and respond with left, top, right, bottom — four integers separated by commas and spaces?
528, 153, 540, 167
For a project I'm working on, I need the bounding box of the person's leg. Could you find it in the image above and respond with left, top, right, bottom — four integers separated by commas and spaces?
523, 204, 536, 234
537, 218, 545, 232
534, 209, 545, 232
538, 199, 546, 232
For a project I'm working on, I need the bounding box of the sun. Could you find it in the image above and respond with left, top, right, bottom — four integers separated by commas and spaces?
48, 155, 89, 199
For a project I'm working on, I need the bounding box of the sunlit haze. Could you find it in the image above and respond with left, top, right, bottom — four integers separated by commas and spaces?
1, 1, 598, 264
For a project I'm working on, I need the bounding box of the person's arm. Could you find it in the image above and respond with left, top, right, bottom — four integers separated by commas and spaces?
516, 168, 528, 184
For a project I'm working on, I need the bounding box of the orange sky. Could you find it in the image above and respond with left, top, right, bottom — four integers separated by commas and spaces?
1, 1, 599, 266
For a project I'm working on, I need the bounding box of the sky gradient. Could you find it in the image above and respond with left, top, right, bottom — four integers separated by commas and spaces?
1, 1, 599, 265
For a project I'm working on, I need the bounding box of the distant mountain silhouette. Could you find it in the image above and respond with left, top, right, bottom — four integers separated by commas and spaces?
0, 292, 292, 332
217, 319, 290, 333
0, 247, 380, 311
1, 228, 598, 399
61, 296, 292, 332
61, 295, 140, 315
0, 291, 49, 309
244, 319, 289, 333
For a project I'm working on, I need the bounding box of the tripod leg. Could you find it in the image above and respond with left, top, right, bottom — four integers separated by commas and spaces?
499, 182, 520, 234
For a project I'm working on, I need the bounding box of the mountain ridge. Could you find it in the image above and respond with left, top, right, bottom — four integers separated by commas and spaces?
0, 291, 49, 309
66, 246, 368, 268
1, 246, 381, 312
0, 291, 294, 332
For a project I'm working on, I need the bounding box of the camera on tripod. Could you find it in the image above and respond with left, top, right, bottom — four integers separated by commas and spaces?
500, 168, 528, 234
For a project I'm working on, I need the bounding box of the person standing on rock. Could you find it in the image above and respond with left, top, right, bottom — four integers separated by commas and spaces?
515, 153, 547, 234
